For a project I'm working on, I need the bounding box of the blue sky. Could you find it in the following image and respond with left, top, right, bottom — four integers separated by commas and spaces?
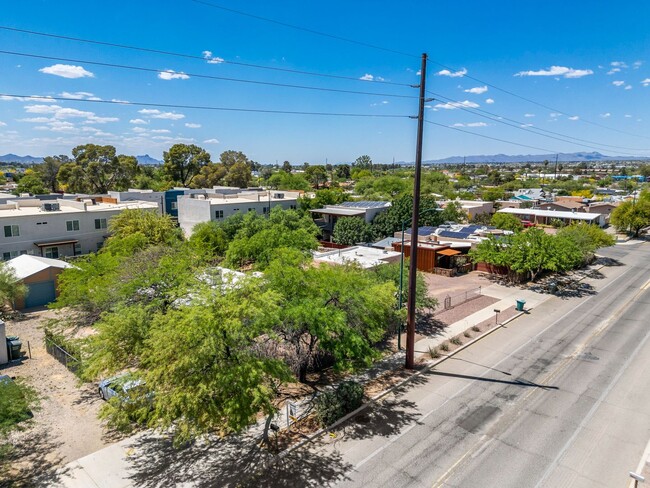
0, 0, 649, 163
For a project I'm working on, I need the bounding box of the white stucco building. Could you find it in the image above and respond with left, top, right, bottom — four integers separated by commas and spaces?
177, 190, 300, 236
0, 197, 159, 260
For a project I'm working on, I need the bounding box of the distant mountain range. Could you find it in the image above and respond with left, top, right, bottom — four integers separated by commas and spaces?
0, 154, 163, 165
421, 152, 650, 164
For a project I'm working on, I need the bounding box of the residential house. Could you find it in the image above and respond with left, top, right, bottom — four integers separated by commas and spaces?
4, 255, 72, 309
312, 245, 400, 269
497, 207, 605, 227
309, 201, 391, 241
177, 190, 299, 236
0, 197, 159, 260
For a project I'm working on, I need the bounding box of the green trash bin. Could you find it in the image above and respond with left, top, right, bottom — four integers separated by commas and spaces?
515, 299, 526, 312
6, 336, 22, 360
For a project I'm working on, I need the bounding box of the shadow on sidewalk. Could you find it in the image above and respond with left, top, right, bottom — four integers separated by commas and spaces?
429, 370, 558, 390
127, 431, 353, 488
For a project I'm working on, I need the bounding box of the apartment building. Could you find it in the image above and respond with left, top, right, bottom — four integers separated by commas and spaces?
0, 197, 159, 261
177, 190, 300, 236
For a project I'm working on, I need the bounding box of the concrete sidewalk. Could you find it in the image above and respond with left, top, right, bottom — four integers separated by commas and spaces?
48, 283, 557, 488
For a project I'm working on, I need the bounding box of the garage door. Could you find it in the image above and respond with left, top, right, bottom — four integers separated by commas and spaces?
24, 281, 56, 308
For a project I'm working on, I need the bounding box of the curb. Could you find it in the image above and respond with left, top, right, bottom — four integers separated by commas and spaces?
276, 307, 529, 460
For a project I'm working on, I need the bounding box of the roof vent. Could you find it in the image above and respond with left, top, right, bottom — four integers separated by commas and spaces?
273, 192, 284, 199
41, 202, 60, 212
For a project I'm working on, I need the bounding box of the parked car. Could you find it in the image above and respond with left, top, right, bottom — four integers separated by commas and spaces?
521, 220, 537, 228
98, 374, 146, 401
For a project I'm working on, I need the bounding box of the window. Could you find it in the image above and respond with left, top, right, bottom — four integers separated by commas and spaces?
4, 225, 19, 237
74, 243, 82, 255
215, 210, 224, 219
66, 220, 80, 232
94, 218, 107, 230
170, 202, 178, 210
2, 251, 19, 261
263, 206, 269, 214
45, 247, 59, 259
96, 241, 104, 251
290, 205, 297, 210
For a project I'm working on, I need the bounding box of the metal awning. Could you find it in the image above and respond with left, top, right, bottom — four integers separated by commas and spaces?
309, 208, 365, 217
437, 248, 462, 256
34, 239, 78, 247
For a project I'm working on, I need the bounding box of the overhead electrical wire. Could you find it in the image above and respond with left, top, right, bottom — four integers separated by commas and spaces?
185, 1, 650, 141
426, 90, 650, 154
424, 119, 558, 154
0, 93, 412, 118
0, 25, 413, 87
0, 50, 418, 100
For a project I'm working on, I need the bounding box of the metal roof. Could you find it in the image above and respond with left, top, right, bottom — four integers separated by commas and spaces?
309, 208, 365, 217
498, 208, 602, 220
338, 201, 390, 209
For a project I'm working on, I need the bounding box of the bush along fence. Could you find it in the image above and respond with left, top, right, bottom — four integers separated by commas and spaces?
44, 331, 82, 374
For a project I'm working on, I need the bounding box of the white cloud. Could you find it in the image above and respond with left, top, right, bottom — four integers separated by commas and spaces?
59, 91, 98, 100
434, 100, 479, 110
515, 66, 593, 78
130, 118, 148, 125
0, 121, 6, 127
138, 108, 185, 120
568, 116, 579, 121
132, 127, 148, 133
452, 122, 487, 127
204, 138, 220, 144
185, 123, 201, 128
633, 61, 643, 69
437, 68, 467, 78
600, 113, 611, 118
158, 70, 190, 80
625, 84, 632, 90
550, 112, 562, 118
203, 50, 224, 64
39, 64, 94, 79
150, 129, 170, 133
23, 104, 117, 125
464, 85, 488, 94
524, 113, 535, 118
1, 95, 56, 103
611, 61, 628, 68
485, 98, 494, 104
642, 78, 650, 87
607, 68, 621, 75
625, 114, 632, 118
612, 80, 625, 86
359, 74, 374, 81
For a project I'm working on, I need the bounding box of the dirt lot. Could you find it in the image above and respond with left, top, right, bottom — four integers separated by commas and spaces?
425, 270, 493, 303
1, 310, 113, 486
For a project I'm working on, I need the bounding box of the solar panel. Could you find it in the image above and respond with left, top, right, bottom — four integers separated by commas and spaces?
339, 201, 388, 208
438, 230, 472, 239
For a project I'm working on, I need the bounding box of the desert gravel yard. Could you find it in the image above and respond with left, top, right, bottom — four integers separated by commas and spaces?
1, 310, 113, 487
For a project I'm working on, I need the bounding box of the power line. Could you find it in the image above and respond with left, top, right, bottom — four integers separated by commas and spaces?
424, 119, 558, 154
426, 90, 650, 154
427, 64, 650, 142
0, 25, 413, 87
1, 93, 412, 118
0, 50, 418, 100
188, 0, 418, 59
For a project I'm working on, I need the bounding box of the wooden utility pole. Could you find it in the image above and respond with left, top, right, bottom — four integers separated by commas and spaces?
405, 53, 428, 370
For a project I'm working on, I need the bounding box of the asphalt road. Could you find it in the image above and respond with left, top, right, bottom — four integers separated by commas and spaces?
263, 242, 650, 488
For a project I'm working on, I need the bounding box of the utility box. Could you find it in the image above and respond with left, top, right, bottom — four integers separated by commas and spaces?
0, 321, 8, 365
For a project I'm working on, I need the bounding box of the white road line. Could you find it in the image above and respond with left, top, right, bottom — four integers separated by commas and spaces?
533, 288, 650, 488
352, 263, 636, 473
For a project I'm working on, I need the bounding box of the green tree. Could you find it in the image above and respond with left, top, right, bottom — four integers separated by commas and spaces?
304, 165, 328, 189
107, 209, 182, 250
189, 221, 229, 261
282, 161, 292, 173
190, 162, 227, 188
371, 194, 441, 238
490, 213, 524, 232
224, 161, 252, 188
58, 144, 139, 193
611, 200, 650, 237
354, 155, 373, 171
0, 263, 27, 313
333, 217, 375, 245
265, 250, 399, 382
15, 170, 47, 195
219, 150, 250, 169
163, 144, 211, 187
440, 201, 467, 223
298, 188, 348, 211
267, 172, 311, 191
36, 155, 68, 192
335, 164, 351, 180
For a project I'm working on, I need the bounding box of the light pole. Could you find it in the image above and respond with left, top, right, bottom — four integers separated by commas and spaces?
397, 207, 438, 350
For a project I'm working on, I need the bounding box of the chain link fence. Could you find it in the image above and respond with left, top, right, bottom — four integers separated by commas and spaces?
45, 335, 81, 374
438, 286, 482, 313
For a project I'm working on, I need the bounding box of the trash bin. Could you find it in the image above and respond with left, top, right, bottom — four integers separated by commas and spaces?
515, 299, 526, 312
6, 336, 22, 360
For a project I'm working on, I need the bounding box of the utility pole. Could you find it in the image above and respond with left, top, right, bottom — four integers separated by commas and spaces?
405, 53, 428, 370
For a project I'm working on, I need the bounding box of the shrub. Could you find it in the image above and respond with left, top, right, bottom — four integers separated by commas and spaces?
440, 342, 450, 352
471, 326, 480, 332
315, 380, 365, 427
450, 337, 462, 346
428, 347, 440, 359
463, 331, 471, 338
